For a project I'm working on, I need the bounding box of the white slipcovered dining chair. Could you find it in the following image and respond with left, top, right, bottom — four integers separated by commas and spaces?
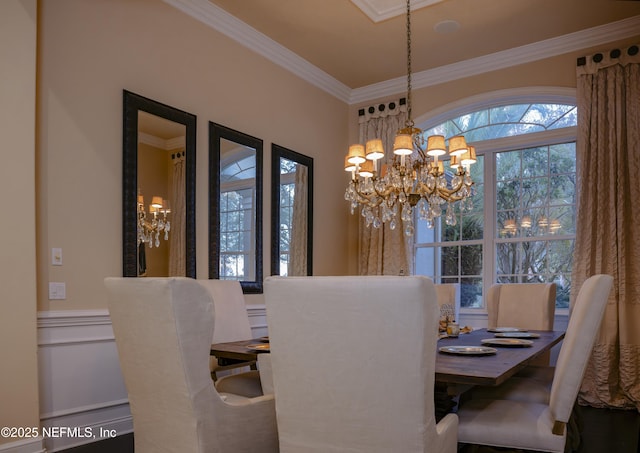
487, 282, 556, 368
105, 277, 278, 453
457, 274, 613, 452
197, 279, 263, 398
487, 282, 556, 330
264, 275, 458, 453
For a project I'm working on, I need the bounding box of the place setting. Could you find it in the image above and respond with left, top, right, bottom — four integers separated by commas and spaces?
480, 326, 539, 347
438, 345, 498, 356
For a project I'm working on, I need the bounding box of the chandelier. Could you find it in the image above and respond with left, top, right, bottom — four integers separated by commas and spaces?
137, 194, 171, 248
344, 0, 476, 236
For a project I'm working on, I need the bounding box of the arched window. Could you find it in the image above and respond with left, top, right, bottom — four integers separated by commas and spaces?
413, 99, 577, 310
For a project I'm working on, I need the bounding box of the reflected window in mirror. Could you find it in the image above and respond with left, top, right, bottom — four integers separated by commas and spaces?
271, 144, 313, 276
123, 90, 196, 278
210, 123, 263, 293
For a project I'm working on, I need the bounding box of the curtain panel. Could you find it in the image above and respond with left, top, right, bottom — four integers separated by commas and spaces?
357, 101, 412, 275
289, 164, 308, 276
573, 45, 640, 410
169, 151, 186, 276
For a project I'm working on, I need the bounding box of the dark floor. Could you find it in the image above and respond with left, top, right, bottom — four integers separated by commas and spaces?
458, 405, 640, 453
62, 406, 639, 453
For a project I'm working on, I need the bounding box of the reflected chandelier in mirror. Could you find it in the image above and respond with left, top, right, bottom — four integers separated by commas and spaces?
123, 90, 196, 278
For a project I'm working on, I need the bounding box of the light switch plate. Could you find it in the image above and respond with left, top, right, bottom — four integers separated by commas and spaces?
52, 248, 63, 266
49, 282, 66, 300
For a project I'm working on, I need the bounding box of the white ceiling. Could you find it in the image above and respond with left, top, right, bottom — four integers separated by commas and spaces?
164, 0, 640, 103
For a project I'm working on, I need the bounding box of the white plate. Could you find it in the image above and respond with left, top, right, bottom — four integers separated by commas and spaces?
439, 345, 497, 355
495, 332, 540, 339
246, 343, 270, 352
487, 327, 528, 333
481, 338, 533, 347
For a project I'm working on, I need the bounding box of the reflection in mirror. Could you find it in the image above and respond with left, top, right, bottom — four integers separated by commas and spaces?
209, 122, 263, 293
270, 144, 313, 276
123, 90, 196, 277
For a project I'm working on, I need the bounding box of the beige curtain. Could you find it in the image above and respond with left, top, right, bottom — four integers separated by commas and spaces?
573, 45, 640, 410
358, 100, 412, 275
289, 164, 308, 276
169, 151, 186, 276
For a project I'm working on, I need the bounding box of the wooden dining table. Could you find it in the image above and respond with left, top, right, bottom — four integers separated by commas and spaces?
211, 328, 565, 388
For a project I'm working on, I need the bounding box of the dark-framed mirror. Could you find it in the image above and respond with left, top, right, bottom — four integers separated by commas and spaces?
123, 90, 196, 278
209, 122, 263, 293
270, 144, 313, 276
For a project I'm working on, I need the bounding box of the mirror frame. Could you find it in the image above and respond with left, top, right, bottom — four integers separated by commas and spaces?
270, 144, 314, 276
209, 122, 264, 293
122, 90, 197, 277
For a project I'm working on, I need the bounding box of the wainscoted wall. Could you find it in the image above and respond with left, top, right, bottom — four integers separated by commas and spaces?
36, 305, 268, 452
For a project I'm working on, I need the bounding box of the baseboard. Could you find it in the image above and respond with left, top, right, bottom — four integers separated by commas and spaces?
0, 437, 45, 453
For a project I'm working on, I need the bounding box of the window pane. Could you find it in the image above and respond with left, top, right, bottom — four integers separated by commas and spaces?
522, 177, 548, 207
414, 247, 435, 277
462, 210, 484, 241
522, 147, 547, 178
496, 242, 520, 276
496, 180, 520, 210
496, 151, 520, 181
460, 244, 482, 276
549, 206, 575, 235
441, 246, 459, 277
550, 175, 575, 205
460, 277, 483, 308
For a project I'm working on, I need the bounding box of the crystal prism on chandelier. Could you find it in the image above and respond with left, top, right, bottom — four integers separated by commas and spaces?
343, 0, 476, 237
138, 194, 171, 248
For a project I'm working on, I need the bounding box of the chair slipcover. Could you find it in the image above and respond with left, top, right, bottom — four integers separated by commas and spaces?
457, 274, 613, 452
197, 279, 263, 397
487, 282, 556, 368
105, 277, 278, 453
487, 282, 556, 330
264, 275, 458, 453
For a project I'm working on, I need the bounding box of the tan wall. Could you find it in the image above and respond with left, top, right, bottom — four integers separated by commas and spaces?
38, 0, 350, 310
0, 0, 40, 443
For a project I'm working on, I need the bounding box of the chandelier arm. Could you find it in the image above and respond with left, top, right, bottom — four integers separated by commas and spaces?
415, 182, 466, 203
351, 180, 384, 207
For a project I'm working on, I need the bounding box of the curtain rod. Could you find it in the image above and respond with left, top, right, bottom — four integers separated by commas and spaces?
577, 44, 639, 66
358, 98, 406, 117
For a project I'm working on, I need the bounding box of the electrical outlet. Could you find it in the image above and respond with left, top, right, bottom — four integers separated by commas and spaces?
49, 282, 66, 300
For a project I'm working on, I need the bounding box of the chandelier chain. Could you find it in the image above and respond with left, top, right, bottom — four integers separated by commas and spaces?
405, 0, 414, 128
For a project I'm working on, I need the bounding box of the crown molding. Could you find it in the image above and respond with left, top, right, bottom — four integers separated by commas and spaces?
163, 0, 640, 105
350, 15, 640, 104
139, 132, 185, 150
162, 0, 352, 103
